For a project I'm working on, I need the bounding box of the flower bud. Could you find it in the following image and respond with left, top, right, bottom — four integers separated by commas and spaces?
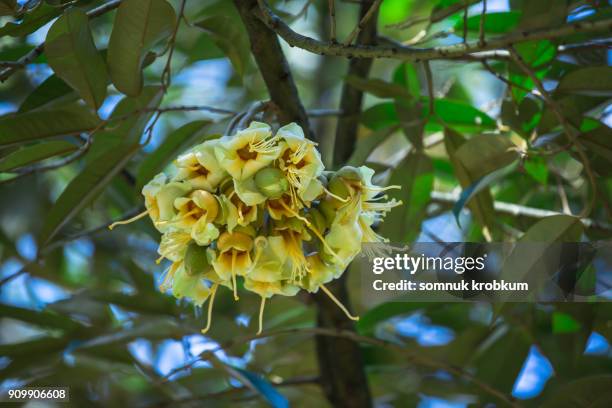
327, 176, 350, 201
254, 167, 288, 199
184, 242, 211, 276
308, 208, 327, 233
317, 199, 337, 225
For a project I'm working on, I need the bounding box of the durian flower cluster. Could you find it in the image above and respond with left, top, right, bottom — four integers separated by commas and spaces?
111, 122, 401, 334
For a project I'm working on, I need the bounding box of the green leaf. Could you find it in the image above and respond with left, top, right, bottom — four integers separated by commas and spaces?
0, 2, 61, 37
519, 0, 566, 31
380, 152, 433, 243
455, 11, 521, 34
40, 143, 140, 246
510, 41, 556, 103
541, 376, 612, 408
0, 303, 81, 331
393, 63, 420, 98
474, 329, 531, 392
347, 126, 398, 166
363, 100, 495, 132
556, 67, 612, 96
107, 0, 176, 96
520, 215, 584, 242
45, 8, 108, 110
346, 76, 410, 99
581, 125, 612, 164
18, 75, 77, 112
136, 120, 212, 188
524, 156, 549, 185
395, 98, 425, 149
0, 0, 16, 17
195, 15, 250, 77
0, 140, 77, 172
0, 103, 99, 147
357, 303, 427, 335
454, 134, 518, 180
444, 129, 496, 232
552, 312, 581, 333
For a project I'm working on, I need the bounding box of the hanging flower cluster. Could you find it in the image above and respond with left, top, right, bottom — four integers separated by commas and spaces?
110, 122, 401, 334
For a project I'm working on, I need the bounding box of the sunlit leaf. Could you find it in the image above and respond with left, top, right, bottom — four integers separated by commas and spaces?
0, 140, 77, 171
455, 11, 521, 34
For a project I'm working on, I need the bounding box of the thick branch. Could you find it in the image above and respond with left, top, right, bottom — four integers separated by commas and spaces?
233, 0, 312, 140
0, 0, 122, 81
256, 1, 612, 61
333, 0, 378, 165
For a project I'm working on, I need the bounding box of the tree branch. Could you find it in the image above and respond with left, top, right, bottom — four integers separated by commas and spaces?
233, 0, 312, 140
255, 1, 612, 61
0, 0, 123, 82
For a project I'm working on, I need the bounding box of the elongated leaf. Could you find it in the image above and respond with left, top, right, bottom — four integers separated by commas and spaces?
0, 0, 16, 17
556, 67, 612, 96
0, 2, 61, 37
444, 129, 495, 232
347, 126, 397, 166
0, 104, 99, 146
395, 98, 425, 149
18, 75, 77, 112
40, 143, 140, 245
136, 120, 212, 188
542, 376, 612, 408
196, 15, 250, 77
455, 134, 518, 180
392, 62, 421, 98
0, 140, 77, 171
46, 8, 108, 110
581, 124, 612, 164
107, 0, 175, 96
380, 152, 433, 243
0, 303, 81, 331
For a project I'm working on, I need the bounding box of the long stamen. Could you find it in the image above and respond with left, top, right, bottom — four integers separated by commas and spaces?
257, 296, 266, 335
322, 186, 350, 203
279, 200, 343, 264
108, 210, 149, 230
231, 250, 239, 300
320, 284, 359, 321
159, 262, 180, 291
201, 283, 218, 334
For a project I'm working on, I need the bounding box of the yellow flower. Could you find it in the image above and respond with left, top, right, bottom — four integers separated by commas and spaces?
214, 122, 281, 181
265, 194, 295, 220
247, 236, 290, 282
277, 123, 324, 204
174, 141, 226, 192
219, 188, 259, 232
172, 264, 211, 307
211, 231, 254, 300
172, 190, 219, 229
323, 199, 363, 268
300, 254, 342, 293
272, 218, 311, 283
158, 230, 191, 263
143, 177, 191, 232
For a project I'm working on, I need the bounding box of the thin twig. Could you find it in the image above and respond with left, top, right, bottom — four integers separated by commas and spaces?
462, 5, 468, 43
423, 61, 435, 116
478, 0, 487, 47
256, 0, 612, 61
328, 0, 337, 43
343, 0, 383, 45
161, 0, 187, 91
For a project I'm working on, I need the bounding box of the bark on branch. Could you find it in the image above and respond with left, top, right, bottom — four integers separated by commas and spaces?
233, 0, 312, 140
255, 0, 612, 61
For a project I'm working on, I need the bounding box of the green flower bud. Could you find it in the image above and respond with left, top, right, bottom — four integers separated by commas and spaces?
184, 242, 211, 276
254, 167, 288, 199
318, 199, 337, 225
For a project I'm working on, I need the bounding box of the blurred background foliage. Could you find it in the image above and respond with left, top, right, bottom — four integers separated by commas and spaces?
0, 0, 611, 406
